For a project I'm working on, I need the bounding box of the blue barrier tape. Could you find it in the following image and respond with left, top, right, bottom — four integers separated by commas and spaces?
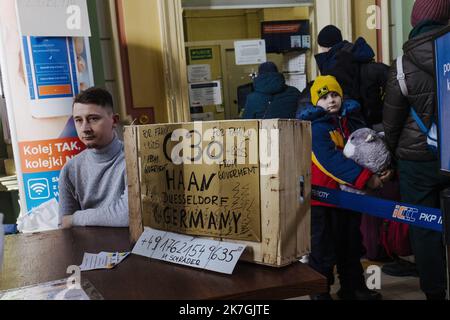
312, 185, 443, 232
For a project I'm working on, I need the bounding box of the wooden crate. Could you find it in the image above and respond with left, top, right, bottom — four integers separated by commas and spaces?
124, 119, 311, 267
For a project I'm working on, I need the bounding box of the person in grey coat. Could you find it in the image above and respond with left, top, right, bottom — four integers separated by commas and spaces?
59, 87, 129, 228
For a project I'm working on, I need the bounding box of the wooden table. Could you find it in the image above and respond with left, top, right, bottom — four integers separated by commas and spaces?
0, 227, 327, 300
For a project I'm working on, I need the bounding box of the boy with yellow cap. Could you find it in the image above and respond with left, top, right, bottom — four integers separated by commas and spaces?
298, 75, 388, 300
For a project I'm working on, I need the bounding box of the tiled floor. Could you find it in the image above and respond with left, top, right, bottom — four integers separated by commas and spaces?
331, 272, 423, 300
292, 259, 425, 300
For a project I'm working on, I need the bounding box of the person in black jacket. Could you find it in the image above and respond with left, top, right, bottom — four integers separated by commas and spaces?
242, 62, 300, 119
314, 25, 389, 127
383, 0, 450, 300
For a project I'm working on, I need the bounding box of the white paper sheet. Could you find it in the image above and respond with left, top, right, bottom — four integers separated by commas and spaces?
132, 228, 246, 275
17, 198, 61, 233
284, 72, 307, 92
188, 64, 212, 82
79, 251, 130, 271
282, 53, 306, 73
189, 81, 223, 106
234, 40, 267, 65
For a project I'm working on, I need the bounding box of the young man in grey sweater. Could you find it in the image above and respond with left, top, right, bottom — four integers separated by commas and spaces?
59, 87, 129, 228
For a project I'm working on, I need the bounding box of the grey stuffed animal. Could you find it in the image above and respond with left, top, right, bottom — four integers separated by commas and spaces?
341, 128, 391, 194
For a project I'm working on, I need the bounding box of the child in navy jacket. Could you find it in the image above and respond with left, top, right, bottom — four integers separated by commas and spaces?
298, 75, 387, 300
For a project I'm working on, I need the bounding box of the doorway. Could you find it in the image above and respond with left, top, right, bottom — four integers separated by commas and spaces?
182, 5, 313, 121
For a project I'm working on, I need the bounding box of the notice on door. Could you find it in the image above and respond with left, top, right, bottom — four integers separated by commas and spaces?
234, 40, 266, 66
188, 64, 212, 83
189, 81, 222, 107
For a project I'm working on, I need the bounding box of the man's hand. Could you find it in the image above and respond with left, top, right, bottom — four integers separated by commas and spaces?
366, 174, 383, 190
61, 215, 73, 229
379, 169, 395, 183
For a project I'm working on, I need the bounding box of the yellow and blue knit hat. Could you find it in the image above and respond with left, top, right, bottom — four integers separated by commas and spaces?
310, 75, 343, 106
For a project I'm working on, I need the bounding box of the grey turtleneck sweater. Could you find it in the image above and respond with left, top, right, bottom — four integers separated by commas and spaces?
58, 135, 129, 227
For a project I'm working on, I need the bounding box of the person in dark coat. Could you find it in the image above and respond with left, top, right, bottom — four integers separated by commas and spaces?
383, 0, 450, 300
314, 25, 389, 127
242, 61, 300, 119
298, 75, 385, 300
315, 26, 374, 97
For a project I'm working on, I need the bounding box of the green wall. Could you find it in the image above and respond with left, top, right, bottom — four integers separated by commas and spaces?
392, 0, 415, 58
87, 0, 106, 88
402, 0, 415, 41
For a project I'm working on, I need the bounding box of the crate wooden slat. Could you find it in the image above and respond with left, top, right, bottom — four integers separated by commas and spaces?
230, 120, 311, 266
123, 127, 144, 243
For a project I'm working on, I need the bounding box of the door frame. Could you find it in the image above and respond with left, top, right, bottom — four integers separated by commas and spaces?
159, 0, 190, 123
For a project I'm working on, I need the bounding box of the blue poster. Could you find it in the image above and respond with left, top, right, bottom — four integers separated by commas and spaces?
435, 30, 450, 175
22, 36, 78, 100
22, 171, 61, 211
20, 36, 93, 118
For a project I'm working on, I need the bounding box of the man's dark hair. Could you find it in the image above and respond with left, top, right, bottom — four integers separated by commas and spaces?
73, 87, 114, 111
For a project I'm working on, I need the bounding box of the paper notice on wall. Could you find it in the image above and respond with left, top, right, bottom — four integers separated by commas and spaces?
234, 40, 267, 65
302, 35, 311, 49
188, 64, 211, 83
284, 73, 307, 92
189, 81, 222, 106
282, 53, 306, 73
291, 35, 302, 49
132, 228, 246, 275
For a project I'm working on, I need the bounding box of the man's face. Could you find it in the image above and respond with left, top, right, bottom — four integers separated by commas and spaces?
73, 103, 118, 149
316, 91, 342, 114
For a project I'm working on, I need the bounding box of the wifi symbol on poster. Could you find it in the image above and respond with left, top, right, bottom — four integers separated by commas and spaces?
32, 183, 47, 195
28, 178, 50, 200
